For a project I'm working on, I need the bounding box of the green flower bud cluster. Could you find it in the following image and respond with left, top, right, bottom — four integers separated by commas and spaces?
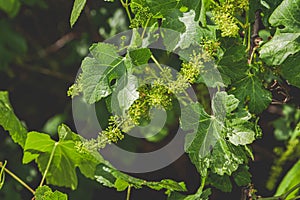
102, 115, 124, 143
67, 73, 83, 98
180, 51, 210, 84
130, 4, 153, 28
212, 6, 240, 37
128, 84, 173, 125
77, 115, 124, 151
211, 0, 249, 37
201, 39, 220, 57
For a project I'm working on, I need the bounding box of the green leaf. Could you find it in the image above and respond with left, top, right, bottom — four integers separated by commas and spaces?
42, 114, 66, 136
168, 188, 211, 200
230, 75, 272, 114
162, 10, 216, 51
212, 91, 240, 120
70, 0, 87, 28
217, 39, 248, 83
95, 163, 186, 193
0, 91, 27, 148
35, 185, 68, 200
128, 48, 152, 66
279, 53, 300, 88
269, 0, 300, 33
260, 33, 300, 66
228, 126, 255, 146
0, 0, 21, 17
114, 178, 129, 191
111, 73, 139, 116
23, 124, 103, 190
260, 0, 300, 65
81, 43, 126, 104
175, 10, 201, 49
275, 159, 300, 197
181, 92, 256, 178
232, 165, 252, 186
210, 139, 245, 176
208, 173, 232, 192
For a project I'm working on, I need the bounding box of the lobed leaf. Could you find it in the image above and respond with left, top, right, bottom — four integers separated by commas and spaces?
181, 92, 257, 187
23, 124, 103, 190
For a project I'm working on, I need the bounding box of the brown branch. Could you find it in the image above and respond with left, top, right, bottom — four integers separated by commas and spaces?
41, 32, 78, 56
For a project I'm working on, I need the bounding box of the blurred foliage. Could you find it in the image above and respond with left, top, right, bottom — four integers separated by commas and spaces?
267, 106, 300, 192
0, 0, 129, 199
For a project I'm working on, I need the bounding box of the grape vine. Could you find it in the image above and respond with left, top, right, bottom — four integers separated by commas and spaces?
0, 0, 300, 199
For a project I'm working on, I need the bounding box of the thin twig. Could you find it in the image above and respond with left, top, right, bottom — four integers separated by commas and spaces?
0, 161, 35, 195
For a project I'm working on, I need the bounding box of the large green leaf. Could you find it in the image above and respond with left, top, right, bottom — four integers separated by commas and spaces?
181, 92, 256, 179
0, 91, 27, 148
260, 0, 300, 65
230, 75, 272, 114
70, 0, 87, 27
23, 124, 103, 190
95, 163, 186, 193
81, 43, 126, 104
269, 0, 300, 33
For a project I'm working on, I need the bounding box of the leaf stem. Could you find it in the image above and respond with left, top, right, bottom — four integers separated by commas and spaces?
150, 55, 164, 72
0, 161, 35, 195
120, 0, 132, 22
39, 142, 58, 187
199, 176, 207, 193
126, 185, 132, 200
141, 17, 151, 39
